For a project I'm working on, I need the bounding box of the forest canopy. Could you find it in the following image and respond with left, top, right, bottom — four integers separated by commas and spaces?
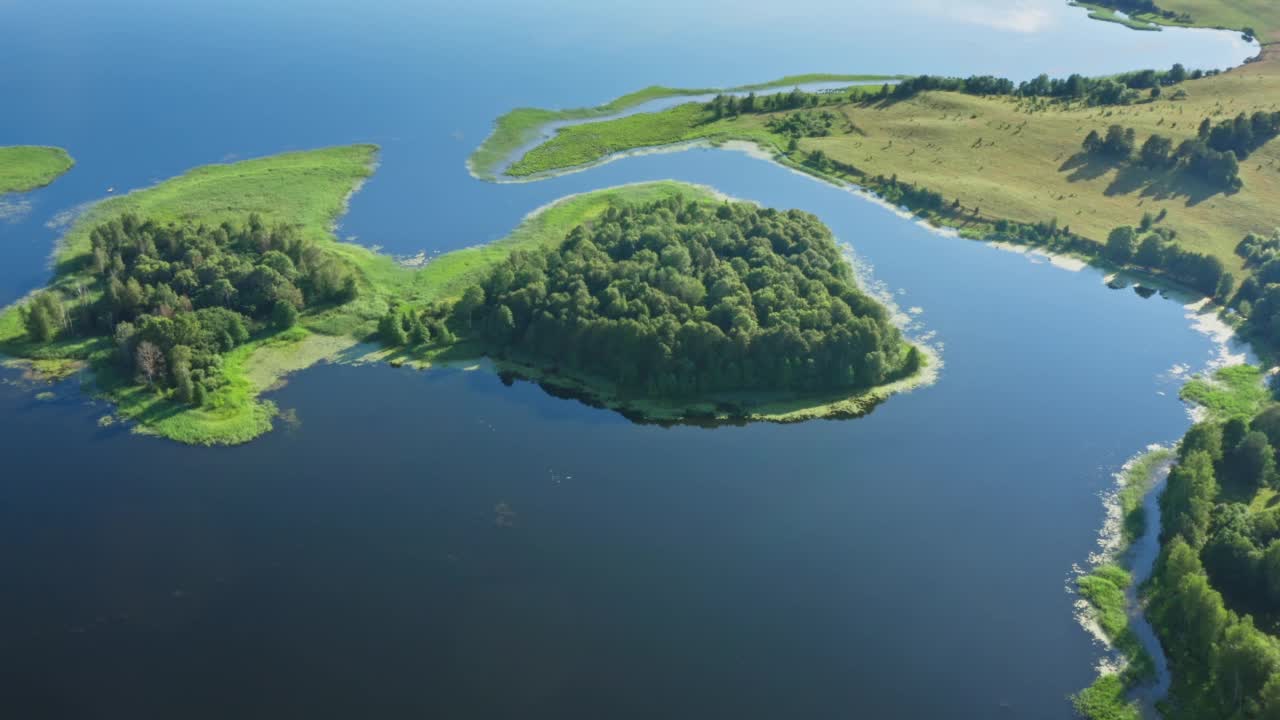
21, 213, 359, 405
395, 196, 920, 400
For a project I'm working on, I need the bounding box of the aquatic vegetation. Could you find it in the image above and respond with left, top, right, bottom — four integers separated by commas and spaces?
1180, 364, 1268, 421
0, 146, 74, 194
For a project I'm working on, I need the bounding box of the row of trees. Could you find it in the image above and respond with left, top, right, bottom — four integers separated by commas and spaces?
1201, 112, 1280, 160
1104, 225, 1233, 297
20, 213, 361, 405
1230, 232, 1280, 342
703, 64, 1210, 124
1082, 122, 1254, 191
706, 88, 830, 119
889, 63, 1206, 105
384, 196, 918, 399
1150, 411, 1280, 718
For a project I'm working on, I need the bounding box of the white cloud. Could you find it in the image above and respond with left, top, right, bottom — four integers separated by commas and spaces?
906, 0, 1054, 34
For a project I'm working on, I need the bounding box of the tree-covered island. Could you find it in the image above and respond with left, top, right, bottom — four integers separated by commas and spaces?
381, 194, 923, 419
0, 148, 927, 444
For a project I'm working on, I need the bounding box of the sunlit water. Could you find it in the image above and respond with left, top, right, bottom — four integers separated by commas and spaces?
0, 1, 1258, 717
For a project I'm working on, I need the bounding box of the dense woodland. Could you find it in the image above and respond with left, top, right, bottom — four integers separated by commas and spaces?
1235, 231, 1280, 343
384, 196, 918, 400
1149, 409, 1280, 718
20, 213, 358, 405
1104, 224, 1232, 296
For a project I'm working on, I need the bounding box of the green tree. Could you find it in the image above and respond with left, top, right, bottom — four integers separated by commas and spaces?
1216, 617, 1280, 715
21, 291, 67, 342
1082, 129, 1103, 154
379, 309, 408, 346
1105, 226, 1136, 263
1224, 431, 1276, 492
271, 300, 299, 329
1181, 422, 1224, 463
1161, 450, 1218, 548
1140, 134, 1173, 168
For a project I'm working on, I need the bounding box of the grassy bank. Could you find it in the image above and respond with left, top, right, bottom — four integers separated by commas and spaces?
467, 74, 899, 179
1074, 447, 1175, 720
0, 146, 74, 194
1075, 564, 1153, 720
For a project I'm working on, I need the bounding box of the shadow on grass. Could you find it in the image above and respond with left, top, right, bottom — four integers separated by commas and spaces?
1058, 152, 1232, 206
1060, 152, 1122, 182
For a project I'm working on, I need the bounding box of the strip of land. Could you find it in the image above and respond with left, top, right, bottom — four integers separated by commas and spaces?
0, 146, 74, 194
467, 74, 902, 180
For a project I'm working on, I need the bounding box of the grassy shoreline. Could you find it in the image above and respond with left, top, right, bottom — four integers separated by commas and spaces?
466, 74, 900, 180
1074, 447, 1176, 720
0, 146, 75, 194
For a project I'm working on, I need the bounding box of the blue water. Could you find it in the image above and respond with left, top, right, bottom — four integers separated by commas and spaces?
0, 1, 1258, 717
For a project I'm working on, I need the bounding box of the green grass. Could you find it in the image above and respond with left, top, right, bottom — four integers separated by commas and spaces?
508, 104, 778, 176
467, 74, 899, 179
1180, 364, 1269, 421
1074, 564, 1156, 720
1118, 447, 1178, 546
0, 146, 74, 194
1073, 673, 1142, 720
1078, 565, 1155, 679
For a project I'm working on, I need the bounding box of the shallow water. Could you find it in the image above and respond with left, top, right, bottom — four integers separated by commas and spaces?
0, 1, 1259, 717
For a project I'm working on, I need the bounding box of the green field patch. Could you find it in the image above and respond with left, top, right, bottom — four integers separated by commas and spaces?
0, 146, 74, 194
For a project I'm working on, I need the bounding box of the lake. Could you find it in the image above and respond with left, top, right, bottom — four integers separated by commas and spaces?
0, 1, 1258, 717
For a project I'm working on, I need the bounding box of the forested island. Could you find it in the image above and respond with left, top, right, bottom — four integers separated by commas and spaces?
0, 146, 74, 194
379, 195, 923, 420
0, 148, 927, 443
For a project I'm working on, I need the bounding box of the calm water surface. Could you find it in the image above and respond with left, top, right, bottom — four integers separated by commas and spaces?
0, 1, 1257, 717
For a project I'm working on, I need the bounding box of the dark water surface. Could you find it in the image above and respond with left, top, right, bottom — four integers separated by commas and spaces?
0, 1, 1258, 717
